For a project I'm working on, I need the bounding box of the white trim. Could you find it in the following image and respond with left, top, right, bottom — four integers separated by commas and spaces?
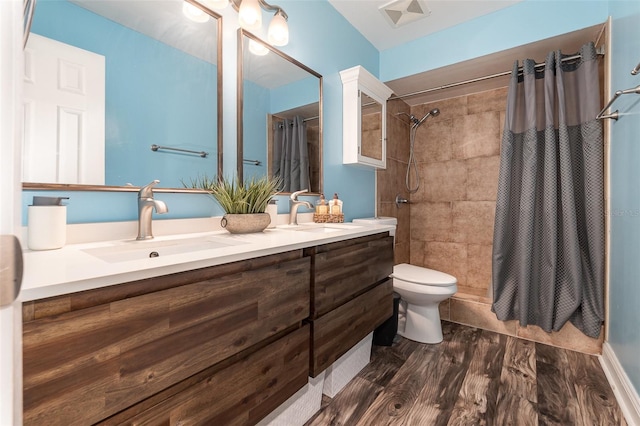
600, 342, 640, 426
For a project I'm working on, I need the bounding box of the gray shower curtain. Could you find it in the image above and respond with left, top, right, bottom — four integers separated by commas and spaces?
272, 115, 310, 192
492, 42, 604, 338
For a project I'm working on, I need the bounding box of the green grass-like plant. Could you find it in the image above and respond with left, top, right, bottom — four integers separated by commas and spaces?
185, 175, 280, 214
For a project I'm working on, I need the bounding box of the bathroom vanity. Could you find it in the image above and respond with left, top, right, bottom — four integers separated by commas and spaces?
20, 223, 394, 425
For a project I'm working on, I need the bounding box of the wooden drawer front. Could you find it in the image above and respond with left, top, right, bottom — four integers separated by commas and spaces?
312, 234, 393, 317
106, 325, 310, 426
311, 279, 392, 376
23, 257, 310, 426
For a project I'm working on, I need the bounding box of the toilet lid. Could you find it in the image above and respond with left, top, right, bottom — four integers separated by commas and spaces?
392, 263, 457, 286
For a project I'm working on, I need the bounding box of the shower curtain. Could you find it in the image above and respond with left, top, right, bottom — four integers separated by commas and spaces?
272, 115, 310, 192
492, 42, 604, 338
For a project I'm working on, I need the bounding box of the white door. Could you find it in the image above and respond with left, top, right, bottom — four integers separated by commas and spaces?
0, 1, 24, 424
23, 33, 105, 184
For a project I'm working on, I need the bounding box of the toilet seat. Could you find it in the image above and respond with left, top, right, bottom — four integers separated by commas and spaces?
392, 263, 457, 287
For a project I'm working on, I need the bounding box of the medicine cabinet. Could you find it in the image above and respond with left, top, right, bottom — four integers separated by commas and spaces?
340, 66, 393, 169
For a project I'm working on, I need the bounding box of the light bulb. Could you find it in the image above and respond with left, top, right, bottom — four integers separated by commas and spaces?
267, 10, 288, 46
239, 0, 262, 31
183, 2, 210, 23
249, 39, 269, 56
202, 0, 229, 9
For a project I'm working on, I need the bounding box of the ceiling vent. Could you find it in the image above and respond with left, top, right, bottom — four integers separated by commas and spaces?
379, 0, 431, 28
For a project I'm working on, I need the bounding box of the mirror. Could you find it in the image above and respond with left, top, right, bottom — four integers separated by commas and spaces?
340, 65, 392, 169
360, 92, 383, 162
238, 30, 322, 194
23, 0, 222, 191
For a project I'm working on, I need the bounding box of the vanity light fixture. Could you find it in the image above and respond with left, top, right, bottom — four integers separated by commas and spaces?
190, 0, 289, 46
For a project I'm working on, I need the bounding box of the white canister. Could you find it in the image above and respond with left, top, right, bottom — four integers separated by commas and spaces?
266, 200, 278, 228
27, 205, 67, 250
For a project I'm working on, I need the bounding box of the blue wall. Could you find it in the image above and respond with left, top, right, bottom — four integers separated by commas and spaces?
607, 0, 640, 397
380, 0, 608, 82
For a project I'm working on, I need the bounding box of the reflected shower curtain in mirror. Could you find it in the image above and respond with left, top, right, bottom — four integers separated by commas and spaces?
273, 116, 310, 192
492, 42, 604, 338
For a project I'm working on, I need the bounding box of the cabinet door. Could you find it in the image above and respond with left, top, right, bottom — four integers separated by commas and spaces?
311, 280, 392, 376
23, 256, 310, 425
311, 234, 393, 318
102, 325, 310, 426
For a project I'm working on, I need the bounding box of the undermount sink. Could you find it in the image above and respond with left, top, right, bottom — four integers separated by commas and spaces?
83, 235, 247, 263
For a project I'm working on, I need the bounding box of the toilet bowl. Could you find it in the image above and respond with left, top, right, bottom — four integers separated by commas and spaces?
352, 217, 458, 344
392, 263, 457, 344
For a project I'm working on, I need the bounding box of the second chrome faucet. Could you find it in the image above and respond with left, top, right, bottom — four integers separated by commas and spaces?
137, 180, 168, 240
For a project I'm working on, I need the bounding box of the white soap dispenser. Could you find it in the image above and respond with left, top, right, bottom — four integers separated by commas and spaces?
27, 196, 69, 250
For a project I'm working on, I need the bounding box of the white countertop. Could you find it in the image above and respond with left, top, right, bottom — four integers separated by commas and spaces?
19, 221, 394, 301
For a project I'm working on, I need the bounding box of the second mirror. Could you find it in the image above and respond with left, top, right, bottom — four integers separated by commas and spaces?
238, 30, 322, 194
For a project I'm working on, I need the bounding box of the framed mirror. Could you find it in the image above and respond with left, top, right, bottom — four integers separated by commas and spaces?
237, 29, 322, 194
23, 0, 222, 192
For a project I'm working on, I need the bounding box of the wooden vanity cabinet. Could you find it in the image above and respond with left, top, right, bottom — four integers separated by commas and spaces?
22, 251, 310, 426
306, 233, 394, 376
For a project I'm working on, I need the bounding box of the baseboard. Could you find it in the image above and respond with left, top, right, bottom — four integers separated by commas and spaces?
600, 342, 640, 426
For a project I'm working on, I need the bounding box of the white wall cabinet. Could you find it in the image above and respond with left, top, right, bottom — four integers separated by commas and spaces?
340, 66, 393, 169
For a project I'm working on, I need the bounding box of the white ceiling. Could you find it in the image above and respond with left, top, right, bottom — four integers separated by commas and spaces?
328, 0, 523, 51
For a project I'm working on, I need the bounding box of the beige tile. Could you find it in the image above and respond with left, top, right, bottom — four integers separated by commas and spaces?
421, 160, 467, 202
377, 159, 405, 204
449, 298, 517, 336
452, 285, 491, 303
410, 240, 425, 265
396, 202, 411, 244
394, 242, 410, 265
439, 299, 450, 321
516, 323, 603, 356
412, 96, 467, 125
387, 97, 410, 117
387, 113, 410, 162
466, 156, 500, 201
452, 111, 501, 160
410, 201, 453, 242
423, 241, 467, 287
466, 244, 493, 292
414, 118, 453, 164
467, 87, 508, 114
452, 201, 496, 245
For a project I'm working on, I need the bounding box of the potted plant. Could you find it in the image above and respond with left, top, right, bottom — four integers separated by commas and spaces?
186, 175, 280, 233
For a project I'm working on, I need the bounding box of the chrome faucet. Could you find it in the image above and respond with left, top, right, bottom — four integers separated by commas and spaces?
289, 189, 313, 225
136, 180, 169, 240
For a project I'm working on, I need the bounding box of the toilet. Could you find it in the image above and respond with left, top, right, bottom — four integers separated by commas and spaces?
352, 217, 458, 344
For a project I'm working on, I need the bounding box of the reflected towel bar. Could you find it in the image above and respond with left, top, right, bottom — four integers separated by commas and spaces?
150, 144, 208, 158
243, 159, 262, 166
631, 61, 640, 76
596, 85, 640, 121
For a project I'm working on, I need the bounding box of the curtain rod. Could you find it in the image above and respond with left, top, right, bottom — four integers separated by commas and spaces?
390, 47, 605, 101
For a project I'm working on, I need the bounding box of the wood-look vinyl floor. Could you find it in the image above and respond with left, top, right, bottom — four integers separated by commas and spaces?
305, 321, 626, 426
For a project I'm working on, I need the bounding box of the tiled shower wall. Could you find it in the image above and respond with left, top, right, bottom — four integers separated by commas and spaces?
409, 88, 506, 296
378, 87, 603, 355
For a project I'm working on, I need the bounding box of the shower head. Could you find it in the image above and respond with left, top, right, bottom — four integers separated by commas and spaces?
415, 108, 440, 127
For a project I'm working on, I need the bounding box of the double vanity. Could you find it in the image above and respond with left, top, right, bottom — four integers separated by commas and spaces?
20, 221, 394, 425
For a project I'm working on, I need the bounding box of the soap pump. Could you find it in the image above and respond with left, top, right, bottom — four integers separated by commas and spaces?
316, 194, 328, 214
330, 193, 343, 215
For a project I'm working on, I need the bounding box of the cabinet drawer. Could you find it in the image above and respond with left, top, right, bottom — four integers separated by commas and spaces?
102, 325, 310, 426
311, 279, 392, 376
23, 256, 310, 425
311, 234, 393, 317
